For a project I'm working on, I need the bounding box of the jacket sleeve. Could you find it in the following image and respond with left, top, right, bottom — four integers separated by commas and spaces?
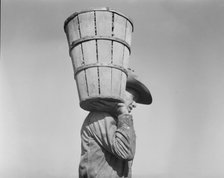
87, 112, 136, 160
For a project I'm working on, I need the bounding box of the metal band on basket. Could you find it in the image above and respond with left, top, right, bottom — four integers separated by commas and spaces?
64, 8, 134, 32
74, 63, 128, 77
70, 36, 131, 54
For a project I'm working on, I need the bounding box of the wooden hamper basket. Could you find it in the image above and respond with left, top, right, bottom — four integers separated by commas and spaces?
64, 8, 134, 111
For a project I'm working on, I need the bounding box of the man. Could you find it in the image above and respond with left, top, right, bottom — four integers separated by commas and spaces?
79, 70, 152, 178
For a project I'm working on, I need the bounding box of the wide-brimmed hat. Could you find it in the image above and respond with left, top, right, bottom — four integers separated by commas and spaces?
126, 69, 152, 105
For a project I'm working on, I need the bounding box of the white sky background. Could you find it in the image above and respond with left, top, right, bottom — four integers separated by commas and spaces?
1, 0, 224, 178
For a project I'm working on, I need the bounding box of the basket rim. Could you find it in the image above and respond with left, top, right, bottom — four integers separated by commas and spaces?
64, 7, 134, 32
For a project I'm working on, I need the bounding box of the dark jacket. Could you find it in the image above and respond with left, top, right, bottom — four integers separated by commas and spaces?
79, 112, 136, 178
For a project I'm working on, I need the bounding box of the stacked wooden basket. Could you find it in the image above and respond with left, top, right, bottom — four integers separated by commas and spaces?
64, 8, 134, 111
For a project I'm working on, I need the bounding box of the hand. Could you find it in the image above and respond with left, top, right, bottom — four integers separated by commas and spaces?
115, 101, 136, 116
114, 103, 129, 116
127, 101, 136, 113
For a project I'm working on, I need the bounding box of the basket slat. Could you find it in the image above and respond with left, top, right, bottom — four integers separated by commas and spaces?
82, 41, 96, 65
125, 21, 132, 46
78, 12, 95, 37
82, 40, 99, 97
71, 45, 83, 69
76, 71, 88, 101
78, 12, 99, 97
113, 13, 126, 40
96, 11, 113, 96
112, 42, 124, 66
65, 17, 79, 46
120, 72, 127, 99
111, 69, 122, 97
123, 47, 130, 69
86, 68, 99, 97
96, 11, 112, 36
98, 40, 112, 96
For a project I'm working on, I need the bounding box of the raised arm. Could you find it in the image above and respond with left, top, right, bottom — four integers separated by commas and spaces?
86, 111, 136, 160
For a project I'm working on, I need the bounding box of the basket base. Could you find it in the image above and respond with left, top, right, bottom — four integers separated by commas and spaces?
80, 96, 124, 112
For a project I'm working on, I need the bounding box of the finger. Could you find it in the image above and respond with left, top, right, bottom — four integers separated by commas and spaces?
117, 103, 126, 107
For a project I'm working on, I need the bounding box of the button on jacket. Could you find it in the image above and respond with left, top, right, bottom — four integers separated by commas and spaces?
79, 112, 136, 178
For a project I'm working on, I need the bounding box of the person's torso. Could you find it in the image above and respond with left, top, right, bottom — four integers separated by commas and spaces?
79, 112, 132, 178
